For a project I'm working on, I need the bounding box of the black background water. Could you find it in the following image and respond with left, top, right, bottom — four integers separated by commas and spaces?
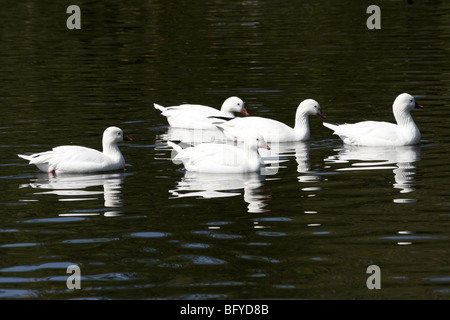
1, 1, 450, 299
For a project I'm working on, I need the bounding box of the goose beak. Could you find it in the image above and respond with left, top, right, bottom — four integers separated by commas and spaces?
123, 136, 133, 141
318, 112, 326, 119
415, 102, 423, 109
265, 144, 271, 150
241, 108, 249, 116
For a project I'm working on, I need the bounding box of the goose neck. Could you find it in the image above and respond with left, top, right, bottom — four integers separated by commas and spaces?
103, 141, 121, 156
220, 110, 234, 118
394, 109, 415, 128
244, 142, 261, 163
294, 111, 310, 137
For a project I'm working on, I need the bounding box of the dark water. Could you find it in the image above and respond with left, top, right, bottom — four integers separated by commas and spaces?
1, 1, 450, 300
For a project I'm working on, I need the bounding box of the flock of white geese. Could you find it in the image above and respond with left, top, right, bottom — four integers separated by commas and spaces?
17, 93, 423, 175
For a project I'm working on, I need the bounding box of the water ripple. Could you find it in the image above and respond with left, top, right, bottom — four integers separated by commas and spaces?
179, 255, 227, 265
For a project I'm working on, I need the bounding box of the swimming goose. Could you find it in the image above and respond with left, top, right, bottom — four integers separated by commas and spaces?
168, 133, 270, 173
18, 126, 132, 174
216, 99, 325, 142
154, 96, 248, 129
323, 93, 423, 146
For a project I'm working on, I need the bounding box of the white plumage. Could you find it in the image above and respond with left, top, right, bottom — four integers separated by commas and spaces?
18, 126, 132, 174
154, 96, 248, 129
323, 93, 423, 146
168, 133, 270, 173
216, 99, 325, 142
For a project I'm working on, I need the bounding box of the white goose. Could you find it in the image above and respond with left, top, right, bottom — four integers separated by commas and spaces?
168, 133, 270, 173
323, 93, 423, 146
18, 126, 132, 174
216, 99, 325, 142
154, 96, 248, 129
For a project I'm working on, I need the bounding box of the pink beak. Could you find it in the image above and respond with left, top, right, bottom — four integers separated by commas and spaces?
241, 108, 249, 116
318, 113, 326, 119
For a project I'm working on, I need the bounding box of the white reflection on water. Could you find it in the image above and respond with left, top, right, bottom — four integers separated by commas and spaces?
261, 141, 325, 188
19, 172, 126, 212
325, 144, 421, 194
257, 141, 311, 174
169, 171, 269, 213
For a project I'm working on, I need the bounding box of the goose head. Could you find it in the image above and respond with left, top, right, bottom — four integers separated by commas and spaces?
297, 99, 326, 119
245, 133, 270, 151
103, 126, 133, 148
221, 96, 249, 116
393, 93, 423, 113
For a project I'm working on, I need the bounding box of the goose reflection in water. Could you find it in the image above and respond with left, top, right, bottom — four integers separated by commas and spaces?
261, 141, 311, 173
325, 144, 421, 194
169, 171, 270, 213
20, 172, 126, 213
261, 140, 315, 178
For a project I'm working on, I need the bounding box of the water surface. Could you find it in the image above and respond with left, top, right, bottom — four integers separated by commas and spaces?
1, 0, 450, 300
